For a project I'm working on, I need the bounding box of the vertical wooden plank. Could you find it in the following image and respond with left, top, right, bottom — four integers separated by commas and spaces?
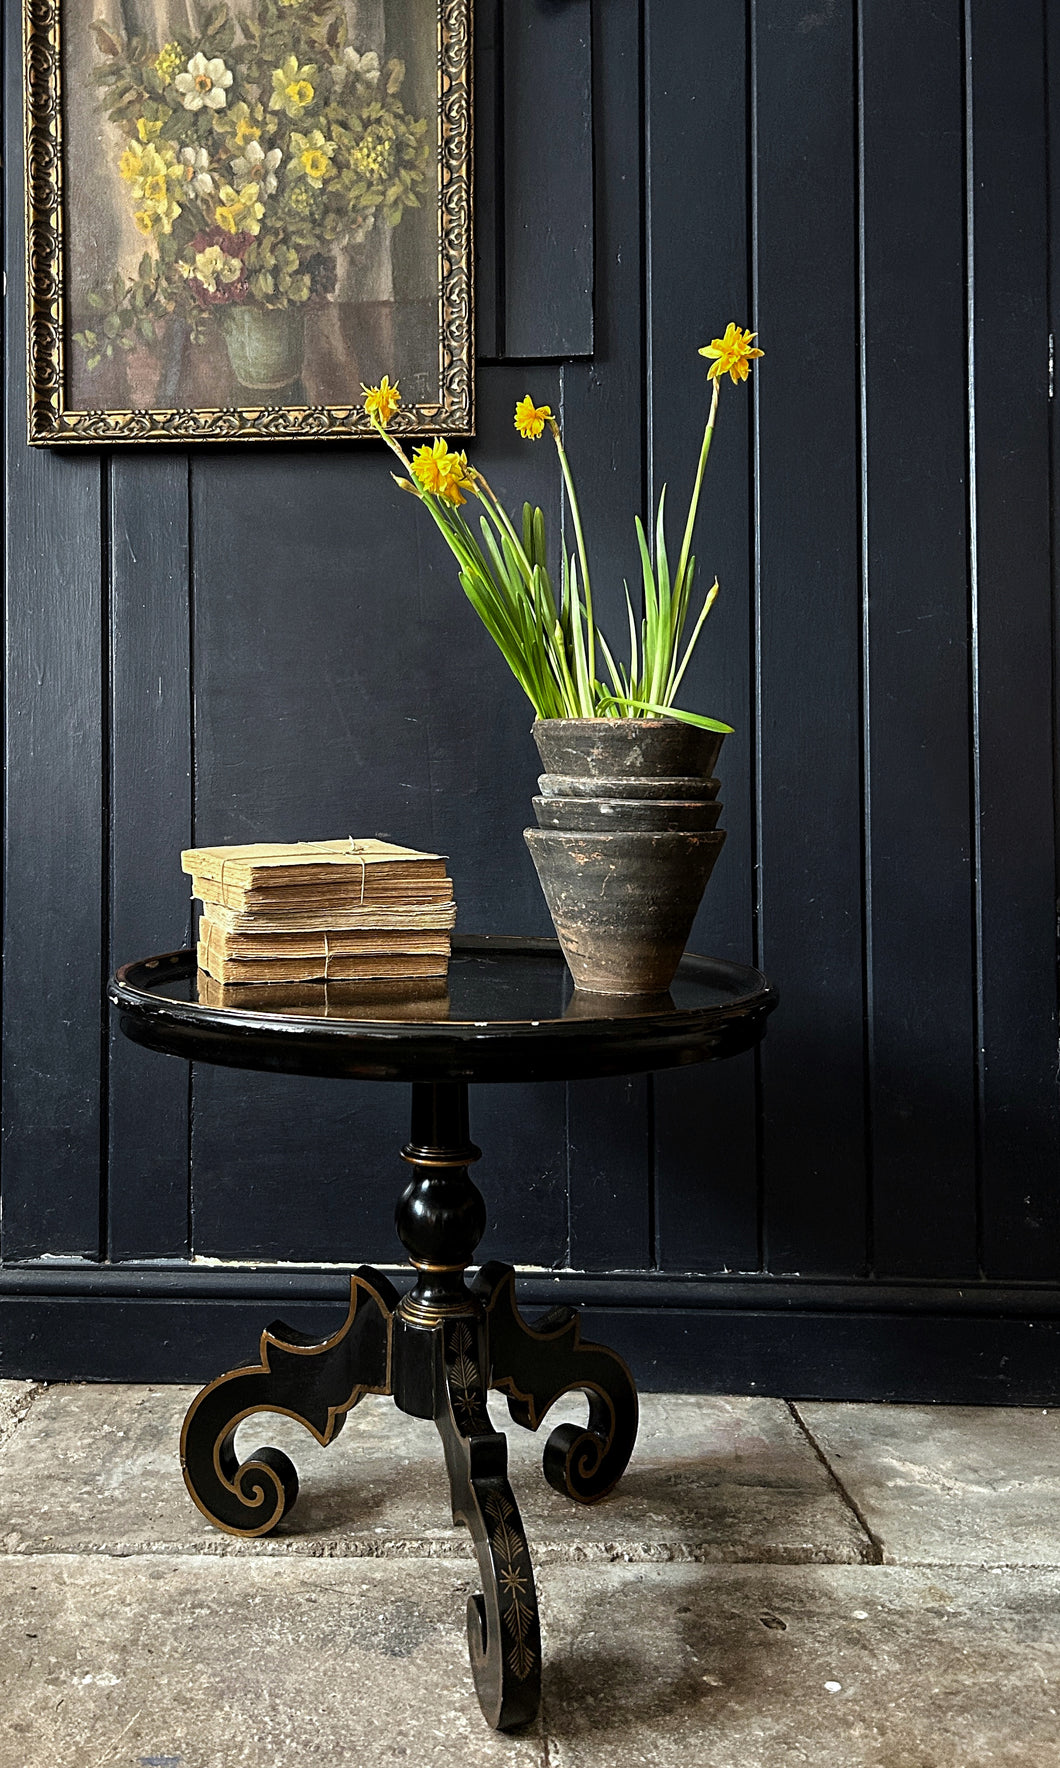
568, 1075, 650, 1271
107, 456, 193, 1260
474, 0, 503, 362
2, 24, 104, 1259
862, 0, 977, 1276
753, 1, 867, 1273
190, 1071, 409, 1262
562, 0, 651, 1274
503, 0, 593, 360
973, 0, 1060, 1276
190, 1066, 569, 1271
188, 369, 568, 1270
647, 0, 759, 1274
1051, 0, 1060, 1281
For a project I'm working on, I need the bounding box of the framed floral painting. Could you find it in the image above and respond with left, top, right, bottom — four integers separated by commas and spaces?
24, 0, 472, 443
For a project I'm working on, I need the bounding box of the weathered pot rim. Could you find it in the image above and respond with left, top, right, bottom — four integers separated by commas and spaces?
532, 795, 723, 810
538, 773, 721, 800
533, 715, 695, 728
532, 715, 725, 783
525, 827, 725, 847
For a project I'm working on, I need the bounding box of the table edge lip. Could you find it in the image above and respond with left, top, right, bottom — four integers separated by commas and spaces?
107, 933, 778, 1045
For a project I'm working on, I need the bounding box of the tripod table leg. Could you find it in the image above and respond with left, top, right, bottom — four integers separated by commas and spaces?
432, 1314, 542, 1731
474, 1261, 639, 1504
180, 1266, 398, 1537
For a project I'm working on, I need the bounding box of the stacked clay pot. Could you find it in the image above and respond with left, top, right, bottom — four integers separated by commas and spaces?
524, 718, 727, 995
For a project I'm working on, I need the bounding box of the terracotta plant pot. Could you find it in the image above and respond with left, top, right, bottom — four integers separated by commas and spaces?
525, 718, 727, 994
525, 828, 726, 994
532, 717, 724, 780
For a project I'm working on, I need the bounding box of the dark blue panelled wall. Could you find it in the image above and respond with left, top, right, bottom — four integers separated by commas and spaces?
4, 0, 1060, 1398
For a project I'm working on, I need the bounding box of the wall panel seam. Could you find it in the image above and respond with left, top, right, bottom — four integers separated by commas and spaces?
748, 0, 766, 1274
1045, 0, 1060, 1206
99, 456, 112, 1265
855, 0, 875, 1280
187, 454, 196, 1259
962, 0, 986, 1279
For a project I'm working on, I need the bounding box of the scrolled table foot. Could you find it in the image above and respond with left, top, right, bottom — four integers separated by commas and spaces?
434, 1315, 541, 1731
180, 1266, 398, 1537
473, 1261, 639, 1505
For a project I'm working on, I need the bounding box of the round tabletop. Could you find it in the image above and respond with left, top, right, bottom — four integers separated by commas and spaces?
108, 934, 777, 1085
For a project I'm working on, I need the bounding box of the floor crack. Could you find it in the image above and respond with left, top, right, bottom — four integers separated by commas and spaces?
787, 1401, 885, 1565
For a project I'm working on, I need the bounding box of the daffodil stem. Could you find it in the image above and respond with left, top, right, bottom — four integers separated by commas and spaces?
472, 472, 540, 596
673, 376, 720, 610
551, 422, 595, 712
474, 472, 530, 558
369, 413, 414, 476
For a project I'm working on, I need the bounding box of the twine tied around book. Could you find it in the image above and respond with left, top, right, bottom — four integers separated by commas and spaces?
216, 837, 369, 910
345, 837, 368, 906
219, 853, 237, 909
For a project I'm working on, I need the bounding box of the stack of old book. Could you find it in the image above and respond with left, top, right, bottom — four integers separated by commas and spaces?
182, 839, 455, 986
195, 972, 450, 1015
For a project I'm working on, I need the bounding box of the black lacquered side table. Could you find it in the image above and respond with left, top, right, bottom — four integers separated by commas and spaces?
109, 934, 776, 1730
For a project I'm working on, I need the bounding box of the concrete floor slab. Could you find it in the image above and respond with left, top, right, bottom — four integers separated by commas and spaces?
796, 1403, 1060, 1566
5, 1551, 1056, 1768
538, 1561, 1060, 1767
0, 1554, 543, 1768
0, 1380, 43, 1449
1, 1390, 1057, 1765
0, 1386, 868, 1565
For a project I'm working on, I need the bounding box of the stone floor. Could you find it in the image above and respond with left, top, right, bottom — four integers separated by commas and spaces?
1, 1380, 1059, 1766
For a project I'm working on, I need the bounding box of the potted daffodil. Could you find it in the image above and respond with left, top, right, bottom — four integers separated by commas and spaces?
363, 326, 764, 992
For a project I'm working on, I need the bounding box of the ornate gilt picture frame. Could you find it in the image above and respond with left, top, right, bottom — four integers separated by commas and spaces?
24, 0, 472, 444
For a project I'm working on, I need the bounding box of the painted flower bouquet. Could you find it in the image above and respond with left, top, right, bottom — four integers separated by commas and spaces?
76, 0, 430, 379
362, 326, 764, 732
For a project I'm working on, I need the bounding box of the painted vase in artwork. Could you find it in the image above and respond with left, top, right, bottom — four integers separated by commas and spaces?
219, 304, 306, 390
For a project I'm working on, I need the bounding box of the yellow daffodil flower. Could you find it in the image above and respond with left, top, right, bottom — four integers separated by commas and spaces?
118, 140, 183, 232
411, 438, 475, 505
443, 457, 476, 504
119, 144, 144, 184
229, 102, 264, 147
362, 377, 402, 426
514, 396, 554, 440
118, 139, 177, 192
270, 55, 317, 119
698, 323, 764, 384
133, 189, 181, 235
289, 129, 337, 188
214, 181, 265, 235
135, 115, 163, 143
